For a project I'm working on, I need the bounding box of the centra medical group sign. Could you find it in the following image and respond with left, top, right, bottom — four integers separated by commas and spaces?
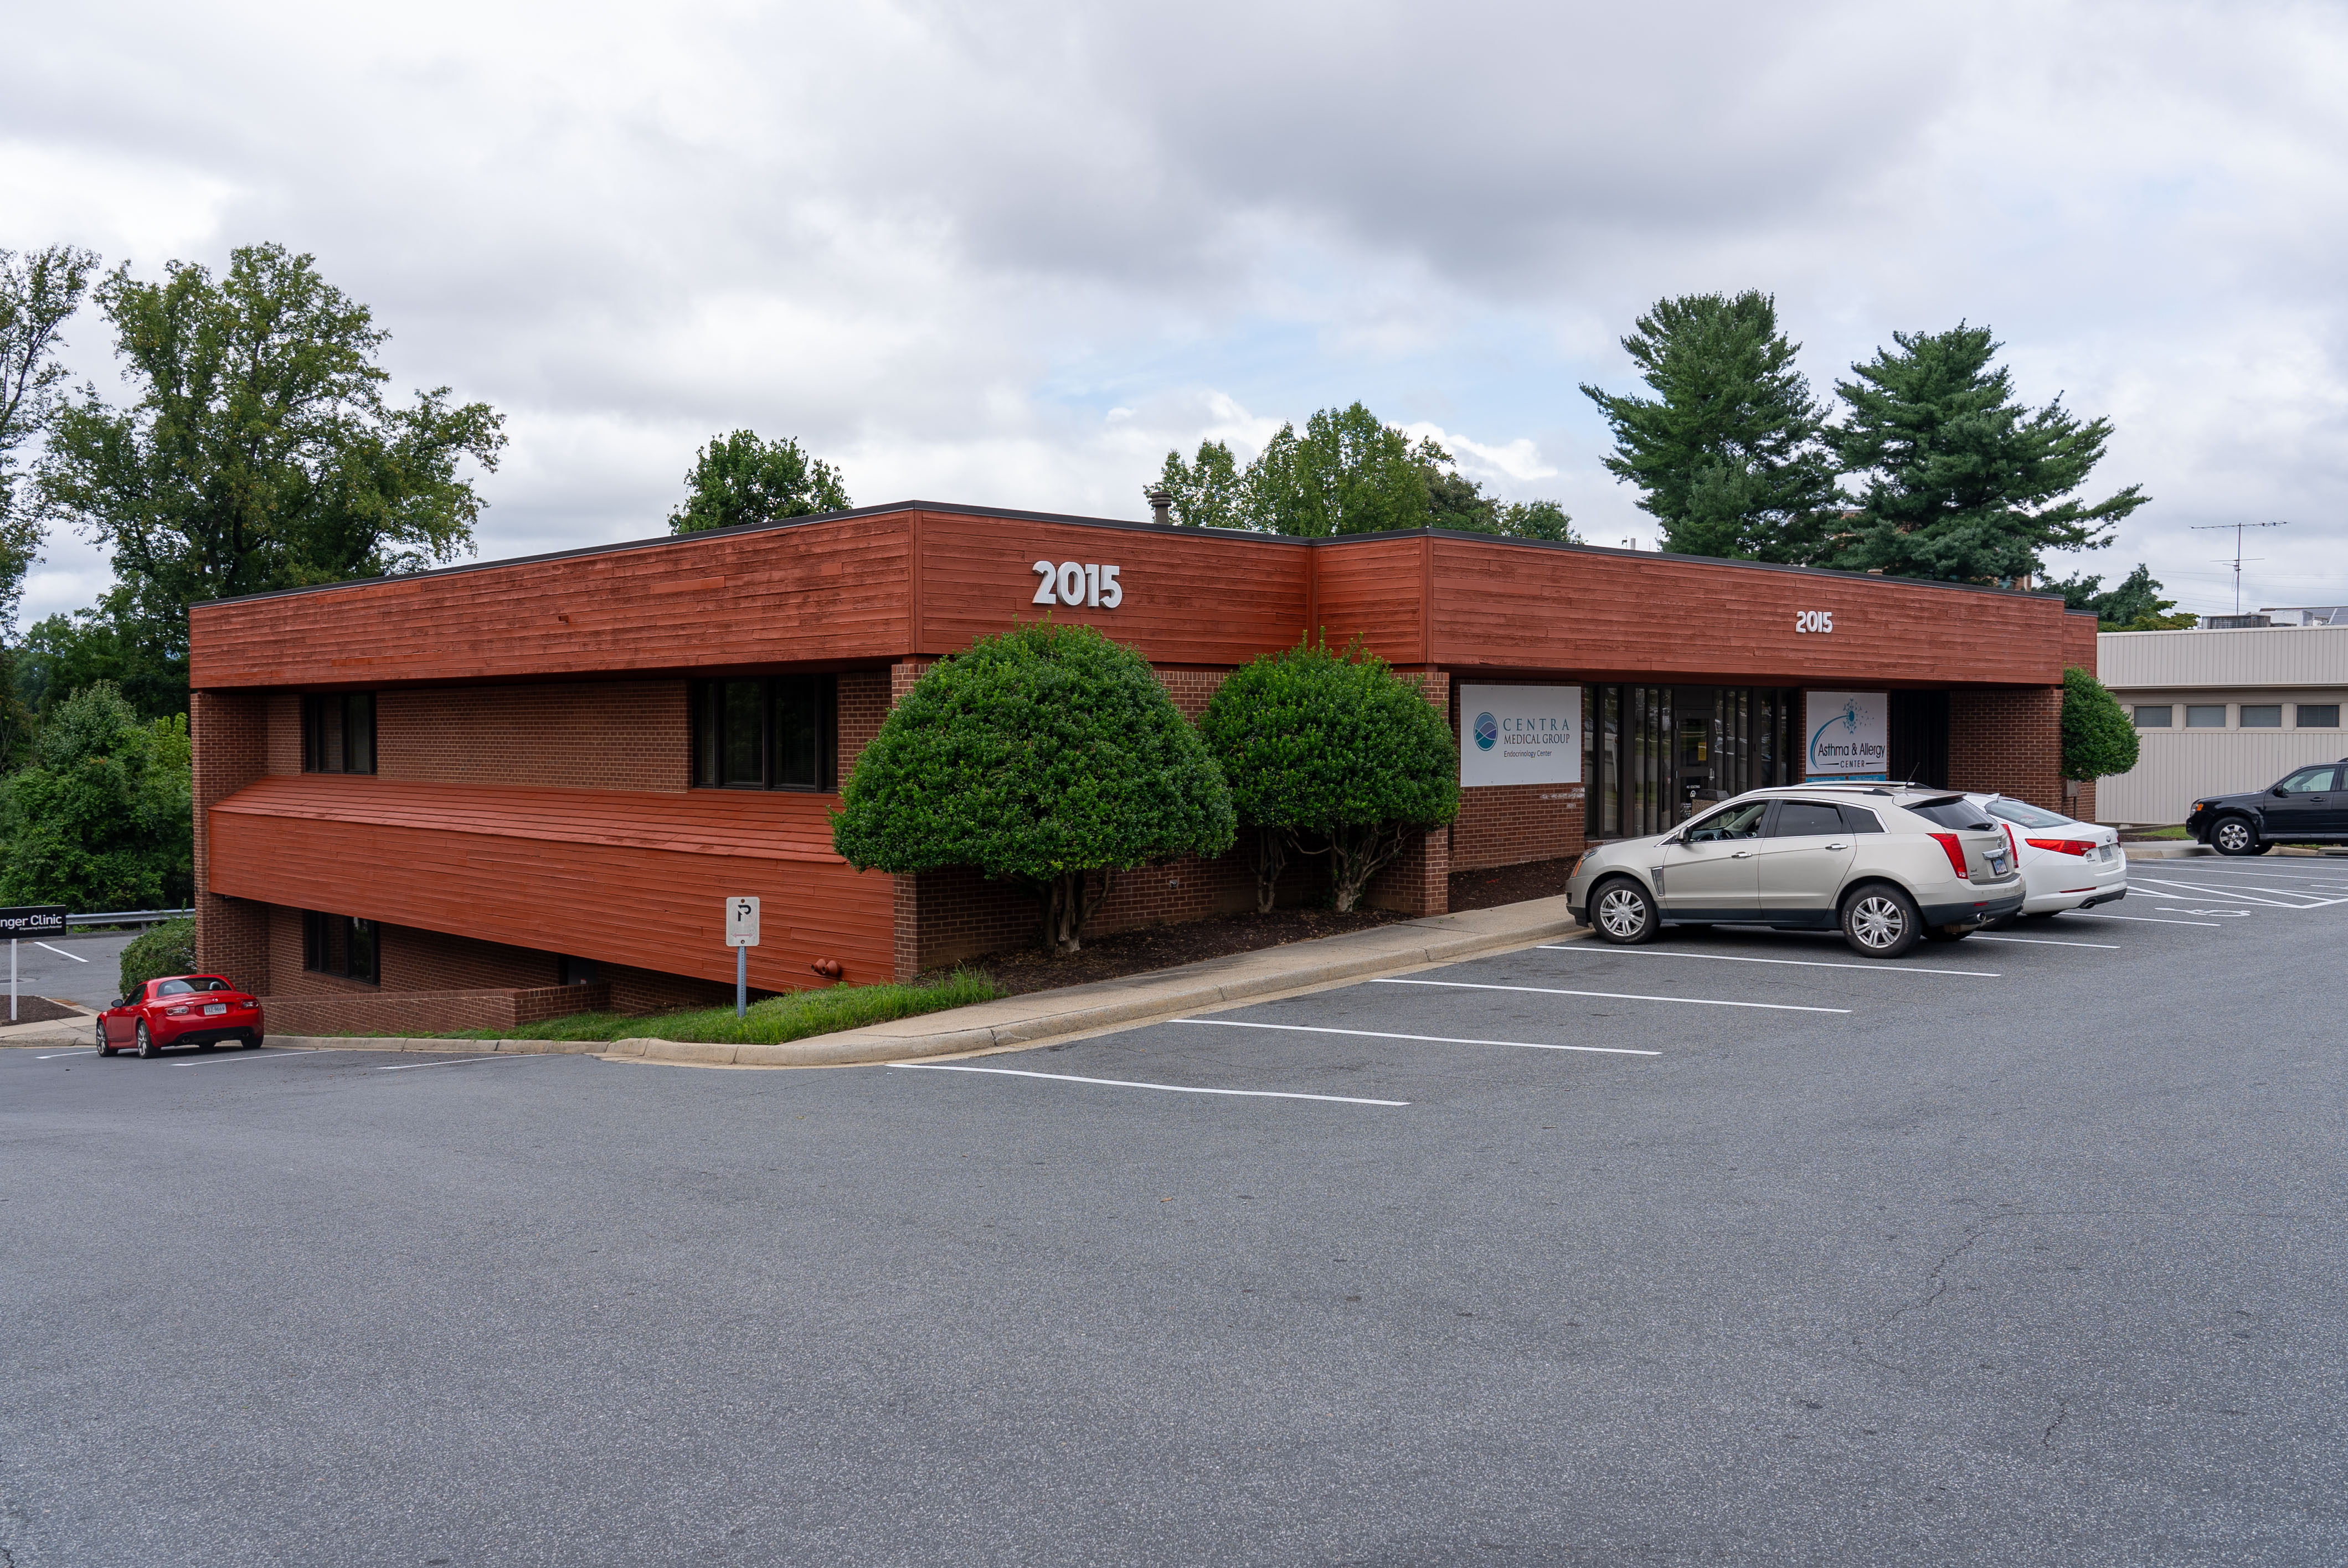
1459, 684, 1582, 787
1805, 690, 1890, 777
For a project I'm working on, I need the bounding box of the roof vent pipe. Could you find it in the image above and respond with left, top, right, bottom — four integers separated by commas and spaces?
1144, 485, 1173, 527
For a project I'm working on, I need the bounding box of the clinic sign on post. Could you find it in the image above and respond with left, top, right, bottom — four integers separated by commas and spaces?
1805, 691, 1889, 778
1459, 684, 1582, 787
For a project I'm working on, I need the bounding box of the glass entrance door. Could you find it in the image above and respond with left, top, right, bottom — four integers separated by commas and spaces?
1588, 684, 1799, 840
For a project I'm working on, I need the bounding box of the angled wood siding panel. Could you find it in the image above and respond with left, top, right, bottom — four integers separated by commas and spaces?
913, 513, 1310, 663
1309, 537, 1430, 664
1424, 538, 2068, 685
207, 777, 893, 990
190, 512, 917, 689
2063, 611, 2099, 677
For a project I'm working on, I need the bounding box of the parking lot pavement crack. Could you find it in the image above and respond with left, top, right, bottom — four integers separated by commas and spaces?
2043, 1402, 2070, 1450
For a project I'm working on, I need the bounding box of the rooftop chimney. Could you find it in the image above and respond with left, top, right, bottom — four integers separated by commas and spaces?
1144, 485, 1173, 527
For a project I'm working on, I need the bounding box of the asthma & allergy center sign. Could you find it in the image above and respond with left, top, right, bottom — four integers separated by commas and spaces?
1805, 690, 1889, 777
1459, 684, 1582, 787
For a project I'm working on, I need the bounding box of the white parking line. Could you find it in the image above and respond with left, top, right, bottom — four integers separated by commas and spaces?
174, 1048, 361, 1067
33, 1049, 94, 1059
1369, 978, 1850, 1014
33, 942, 87, 962
2128, 875, 2347, 909
1171, 1018, 1661, 1056
2064, 911, 2224, 927
1971, 934, 2119, 948
374, 1054, 545, 1071
889, 1061, 1408, 1106
1535, 945, 1997, 978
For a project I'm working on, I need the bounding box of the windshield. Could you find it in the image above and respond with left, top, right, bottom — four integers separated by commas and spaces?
1909, 801, 1997, 831
1984, 797, 2073, 829
153, 977, 230, 996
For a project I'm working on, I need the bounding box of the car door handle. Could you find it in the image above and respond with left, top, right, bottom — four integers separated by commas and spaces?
1729, 850, 1753, 859
1824, 842, 1847, 850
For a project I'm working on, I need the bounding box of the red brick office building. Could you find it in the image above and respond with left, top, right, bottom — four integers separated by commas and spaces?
188, 503, 2099, 1034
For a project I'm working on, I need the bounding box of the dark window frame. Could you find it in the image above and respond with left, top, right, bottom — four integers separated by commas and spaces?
301, 692, 378, 775
689, 675, 838, 792
301, 910, 380, 986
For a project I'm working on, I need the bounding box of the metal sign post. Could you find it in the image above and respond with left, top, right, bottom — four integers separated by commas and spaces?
0, 907, 70, 1023
724, 896, 760, 1018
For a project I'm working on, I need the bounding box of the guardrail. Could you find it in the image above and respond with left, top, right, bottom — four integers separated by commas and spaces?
68, 907, 195, 930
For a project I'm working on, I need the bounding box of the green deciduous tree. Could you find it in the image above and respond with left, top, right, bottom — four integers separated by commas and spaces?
1198, 638, 1460, 913
669, 430, 849, 534
0, 681, 192, 910
2061, 666, 2139, 782
1580, 291, 1839, 563
38, 243, 503, 693
13, 585, 190, 723
1154, 405, 1573, 541
1827, 324, 2145, 584
2048, 563, 2196, 630
831, 623, 1236, 954
0, 245, 101, 634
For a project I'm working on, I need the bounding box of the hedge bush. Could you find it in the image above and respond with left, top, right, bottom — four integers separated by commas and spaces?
832, 622, 1235, 953
118, 916, 197, 998
1199, 638, 1460, 912
2061, 666, 2139, 781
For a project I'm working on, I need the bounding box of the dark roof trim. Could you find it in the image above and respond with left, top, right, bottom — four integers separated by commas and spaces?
194, 498, 2071, 610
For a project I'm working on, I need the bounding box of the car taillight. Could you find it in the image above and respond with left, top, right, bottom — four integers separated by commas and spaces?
1928, 832, 1970, 879
2026, 837, 2098, 857
2004, 824, 2021, 864
167, 1006, 190, 1016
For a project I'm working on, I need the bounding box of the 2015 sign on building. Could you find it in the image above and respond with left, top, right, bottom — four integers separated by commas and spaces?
1032, 560, 1124, 608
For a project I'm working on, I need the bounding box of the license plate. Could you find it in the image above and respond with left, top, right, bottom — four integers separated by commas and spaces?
1988, 855, 2009, 876
2099, 845, 2117, 862
203, 1003, 227, 1016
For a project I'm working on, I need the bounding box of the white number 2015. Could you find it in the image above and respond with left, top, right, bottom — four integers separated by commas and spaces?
1032, 560, 1124, 610
1795, 610, 1834, 633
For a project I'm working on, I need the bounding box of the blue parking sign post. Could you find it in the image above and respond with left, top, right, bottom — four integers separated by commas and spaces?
725, 896, 760, 1019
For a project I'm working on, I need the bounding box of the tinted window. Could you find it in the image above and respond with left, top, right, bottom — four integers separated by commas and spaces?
1909, 801, 1996, 831
1841, 806, 1884, 833
2185, 705, 2226, 729
1986, 797, 2072, 829
2241, 704, 2283, 728
2132, 705, 2172, 728
1769, 801, 1846, 837
1683, 800, 1769, 841
185, 977, 229, 992
2278, 766, 2338, 794
2298, 704, 2340, 728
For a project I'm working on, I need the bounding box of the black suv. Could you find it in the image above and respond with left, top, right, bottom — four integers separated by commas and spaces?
2185, 759, 2348, 855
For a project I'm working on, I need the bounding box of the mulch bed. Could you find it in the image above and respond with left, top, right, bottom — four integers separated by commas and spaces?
1448, 855, 1582, 912
5, 994, 91, 1025
954, 857, 1587, 996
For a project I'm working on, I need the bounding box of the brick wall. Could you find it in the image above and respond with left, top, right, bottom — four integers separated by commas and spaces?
375, 682, 689, 792
1949, 687, 2066, 813
259, 983, 610, 1038
192, 689, 274, 996
838, 668, 890, 782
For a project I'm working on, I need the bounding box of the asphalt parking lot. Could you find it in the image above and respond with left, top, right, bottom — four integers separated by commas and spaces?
4, 866, 2342, 1566
3, 929, 139, 1013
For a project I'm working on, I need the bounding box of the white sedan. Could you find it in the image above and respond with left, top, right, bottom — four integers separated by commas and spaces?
1964, 793, 2126, 920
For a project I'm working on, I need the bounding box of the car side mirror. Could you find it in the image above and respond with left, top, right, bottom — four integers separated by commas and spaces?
2273, 786, 2289, 797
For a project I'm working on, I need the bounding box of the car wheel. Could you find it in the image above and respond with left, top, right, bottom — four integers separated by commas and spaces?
95, 1020, 114, 1058
1590, 877, 1660, 945
135, 1020, 159, 1058
1840, 884, 1922, 958
196, 1038, 215, 1051
2212, 816, 2259, 855
241, 1034, 260, 1050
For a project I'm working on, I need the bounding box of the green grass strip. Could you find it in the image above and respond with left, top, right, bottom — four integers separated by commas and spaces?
440, 969, 1002, 1045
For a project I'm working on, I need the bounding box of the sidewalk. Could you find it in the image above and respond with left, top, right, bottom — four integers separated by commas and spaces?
6, 895, 1589, 1065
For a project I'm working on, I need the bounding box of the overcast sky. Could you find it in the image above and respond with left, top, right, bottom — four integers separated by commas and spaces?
9, 0, 2346, 621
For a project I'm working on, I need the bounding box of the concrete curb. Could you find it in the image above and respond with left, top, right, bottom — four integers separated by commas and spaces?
250, 894, 1594, 1070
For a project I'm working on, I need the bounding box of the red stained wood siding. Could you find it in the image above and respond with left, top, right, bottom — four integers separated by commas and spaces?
1425, 537, 2071, 687
207, 775, 894, 991
911, 510, 1309, 663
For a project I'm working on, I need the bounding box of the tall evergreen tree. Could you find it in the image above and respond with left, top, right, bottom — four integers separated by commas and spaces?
1827, 323, 2144, 584
1579, 291, 1837, 561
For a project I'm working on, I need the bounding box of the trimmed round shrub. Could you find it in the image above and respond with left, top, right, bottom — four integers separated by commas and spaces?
119, 916, 197, 999
832, 623, 1235, 953
1199, 638, 1461, 912
2061, 666, 2139, 781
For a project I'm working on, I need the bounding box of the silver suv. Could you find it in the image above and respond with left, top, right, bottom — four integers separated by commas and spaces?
1566, 785, 2026, 958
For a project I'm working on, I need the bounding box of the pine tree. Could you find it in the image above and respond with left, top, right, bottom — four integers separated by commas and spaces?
1579, 291, 1838, 561
1827, 324, 2145, 584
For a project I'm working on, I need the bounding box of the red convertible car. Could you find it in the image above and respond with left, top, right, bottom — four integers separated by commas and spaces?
97, 974, 266, 1057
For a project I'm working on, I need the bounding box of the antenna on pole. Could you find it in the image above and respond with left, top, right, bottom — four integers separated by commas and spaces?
2190, 520, 2289, 615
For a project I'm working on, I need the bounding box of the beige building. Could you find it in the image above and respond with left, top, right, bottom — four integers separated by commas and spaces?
2095, 621, 2348, 825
